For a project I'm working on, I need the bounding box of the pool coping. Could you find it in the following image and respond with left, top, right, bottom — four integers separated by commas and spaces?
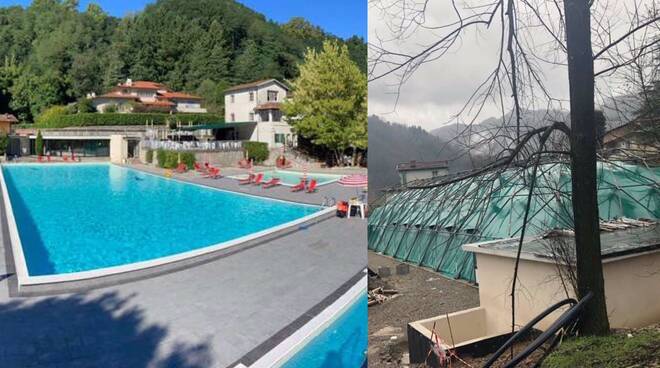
233, 270, 367, 368
228, 169, 342, 187
0, 163, 337, 295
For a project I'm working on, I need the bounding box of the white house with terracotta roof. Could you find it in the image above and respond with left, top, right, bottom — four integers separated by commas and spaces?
224, 79, 295, 148
91, 79, 207, 114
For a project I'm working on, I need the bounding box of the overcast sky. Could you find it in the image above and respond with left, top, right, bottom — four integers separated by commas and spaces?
368, 0, 656, 131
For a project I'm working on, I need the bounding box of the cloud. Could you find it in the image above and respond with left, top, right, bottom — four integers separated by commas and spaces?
368, 0, 654, 131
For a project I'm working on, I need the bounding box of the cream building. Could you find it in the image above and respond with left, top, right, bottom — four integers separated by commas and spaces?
396, 160, 449, 185
224, 79, 295, 148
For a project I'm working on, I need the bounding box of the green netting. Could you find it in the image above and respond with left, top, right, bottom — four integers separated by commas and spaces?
368, 162, 660, 283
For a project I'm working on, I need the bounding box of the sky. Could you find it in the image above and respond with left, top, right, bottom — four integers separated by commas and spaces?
0, 0, 366, 39
368, 0, 656, 131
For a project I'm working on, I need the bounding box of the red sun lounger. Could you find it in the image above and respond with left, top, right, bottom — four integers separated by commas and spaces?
238, 173, 255, 185
175, 163, 187, 173
202, 167, 221, 179
291, 179, 306, 192
306, 179, 318, 193
252, 173, 264, 185
262, 178, 281, 188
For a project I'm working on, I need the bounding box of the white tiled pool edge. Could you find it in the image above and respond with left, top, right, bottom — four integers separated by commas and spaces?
244, 271, 367, 368
0, 164, 336, 290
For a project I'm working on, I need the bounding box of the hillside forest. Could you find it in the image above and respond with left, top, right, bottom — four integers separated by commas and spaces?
0, 0, 367, 123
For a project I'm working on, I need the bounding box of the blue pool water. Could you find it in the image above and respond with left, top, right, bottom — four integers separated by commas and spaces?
2, 164, 321, 276
259, 170, 341, 186
282, 295, 367, 368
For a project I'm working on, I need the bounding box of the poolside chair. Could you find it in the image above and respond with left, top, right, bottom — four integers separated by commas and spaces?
175, 163, 187, 173
262, 178, 281, 188
238, 159, 252, 169
62, 154, 69, 162
291, 179, 306, 192
306, 179, 318, 193
252, 173, 264, 185
202, 167, 221, 179
194, 162, 205, 172
238, 173, 255, 185
37, 155, 43, 162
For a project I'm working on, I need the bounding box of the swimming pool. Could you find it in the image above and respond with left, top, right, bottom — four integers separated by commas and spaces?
235, 170, 342, 186
1, 164, 325, 279
281, 294, 367, 368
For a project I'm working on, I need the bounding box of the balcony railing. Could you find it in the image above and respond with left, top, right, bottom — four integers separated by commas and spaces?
141, 140, 242, 152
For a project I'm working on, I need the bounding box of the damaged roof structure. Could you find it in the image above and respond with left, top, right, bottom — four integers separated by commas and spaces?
368, 160, 660, 283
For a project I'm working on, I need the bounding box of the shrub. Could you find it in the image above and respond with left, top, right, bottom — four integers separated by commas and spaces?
104, 104, 118, 113
155, 149, 195, 169
179, 152, 196, 169
76, 98, 96, 113
35, 105, 69, 126
145, 149, 153, 163
163, 151, 179, 168
243, 141, 269, 163
0, 133, 8, 155
156, 149, 167, 167
34, 112, 224, 129
35, 130, 43, 156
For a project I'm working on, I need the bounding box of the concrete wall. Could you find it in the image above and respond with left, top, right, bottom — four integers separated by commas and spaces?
408, 250, 660, 363
474, 250, 660, 331
109, 135, 128, 163
93, 98, 133, 113
400, 168, 449, 185
193, 150, 244, 167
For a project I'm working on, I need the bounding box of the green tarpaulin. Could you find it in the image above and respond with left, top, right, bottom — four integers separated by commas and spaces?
368, 162, 660, 283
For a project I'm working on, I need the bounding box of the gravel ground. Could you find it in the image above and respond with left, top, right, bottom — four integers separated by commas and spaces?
368, 251, 479, 367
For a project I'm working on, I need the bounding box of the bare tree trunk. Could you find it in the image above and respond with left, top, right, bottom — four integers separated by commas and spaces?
563, 0, 610, 335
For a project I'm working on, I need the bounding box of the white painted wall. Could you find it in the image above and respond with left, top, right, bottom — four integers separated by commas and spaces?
399, 167, 448, 185
225, 80, 295, 147
109, 135, 128, 163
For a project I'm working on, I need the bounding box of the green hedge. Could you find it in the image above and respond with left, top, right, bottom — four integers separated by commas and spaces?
243, 141, 269, 163
156, 149, 196, 169
179, 152, 196, 169
34, 113, 224, 129
145, 149, 153, 163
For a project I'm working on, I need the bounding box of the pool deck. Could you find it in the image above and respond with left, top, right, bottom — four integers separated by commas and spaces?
127, 163, 368, 206
0, 164, 367, 368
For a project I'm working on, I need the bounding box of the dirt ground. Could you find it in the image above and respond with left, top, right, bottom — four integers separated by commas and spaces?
368, 251, 480, 367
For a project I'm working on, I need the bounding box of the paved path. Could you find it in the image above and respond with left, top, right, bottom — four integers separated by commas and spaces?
0, 165, 367, 368
128, 164, 367, 207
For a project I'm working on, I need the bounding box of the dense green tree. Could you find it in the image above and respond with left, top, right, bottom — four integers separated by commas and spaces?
186, 20, 231, 89
0, 0, 366, 122
282, 41, 367, 165
35, 129, 43, 155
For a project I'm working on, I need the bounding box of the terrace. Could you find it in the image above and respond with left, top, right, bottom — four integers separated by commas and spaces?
0, 162, 367, 367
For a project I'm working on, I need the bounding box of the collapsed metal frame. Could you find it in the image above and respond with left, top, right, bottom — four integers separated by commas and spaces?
368, 125, 660, 283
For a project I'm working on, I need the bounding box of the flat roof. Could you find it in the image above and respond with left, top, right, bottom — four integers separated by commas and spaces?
396, 160, 449, 172
179, 122, 254, 130
464, 221, 659, 261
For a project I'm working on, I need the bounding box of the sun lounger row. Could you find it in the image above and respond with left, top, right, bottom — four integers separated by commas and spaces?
237, 173, 282, 188
291, 178, 317, 193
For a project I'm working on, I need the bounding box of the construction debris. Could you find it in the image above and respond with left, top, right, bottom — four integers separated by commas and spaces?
368, 286, 398, 306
